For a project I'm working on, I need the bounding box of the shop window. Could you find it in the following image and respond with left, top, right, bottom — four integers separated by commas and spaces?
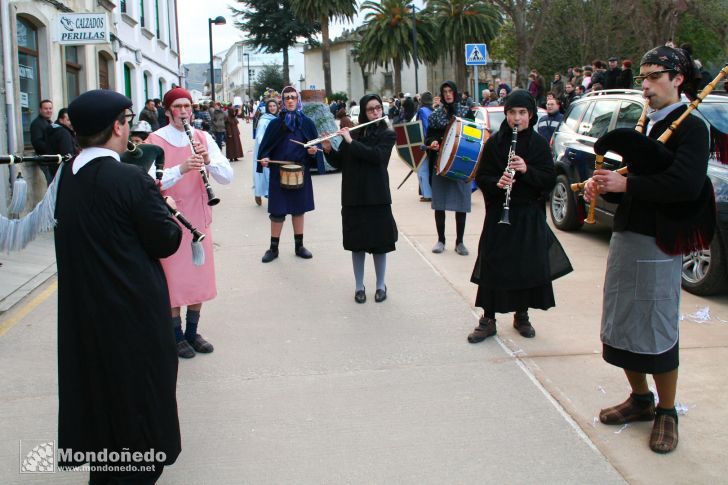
98, 52, 110, 90
65, 46, 81, 103
124, 64, 133, 98
17, 16, 41, 148
143, 72, 150, 101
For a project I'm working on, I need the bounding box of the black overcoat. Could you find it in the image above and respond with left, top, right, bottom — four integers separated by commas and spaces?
54, 156, 182, 466
326, 122, 398, 253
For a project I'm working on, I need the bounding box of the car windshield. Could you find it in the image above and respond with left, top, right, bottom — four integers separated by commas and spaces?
698, 103, 728, 134
488, 111, 505, 129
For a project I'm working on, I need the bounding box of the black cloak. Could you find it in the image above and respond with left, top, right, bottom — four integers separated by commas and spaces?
54, 156, 182, 467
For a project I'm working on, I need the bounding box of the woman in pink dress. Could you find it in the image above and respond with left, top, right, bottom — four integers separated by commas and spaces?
146, 87, 234, 358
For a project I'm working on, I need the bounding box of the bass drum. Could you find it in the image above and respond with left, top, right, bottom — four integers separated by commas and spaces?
436, 117, 488, 182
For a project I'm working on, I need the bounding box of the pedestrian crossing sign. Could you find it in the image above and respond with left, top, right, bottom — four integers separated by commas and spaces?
465, 44, 487, 66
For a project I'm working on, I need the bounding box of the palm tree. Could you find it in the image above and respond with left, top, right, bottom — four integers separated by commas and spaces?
359, 0, 437, 95
291, 0, 357, 96
427, 0, 501, 91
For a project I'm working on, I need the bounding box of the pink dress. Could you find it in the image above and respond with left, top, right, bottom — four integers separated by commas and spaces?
147, 130, 217, 307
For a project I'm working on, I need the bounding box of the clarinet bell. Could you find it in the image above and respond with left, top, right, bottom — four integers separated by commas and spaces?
206, 194, 220, 206
498, 206, 511, 225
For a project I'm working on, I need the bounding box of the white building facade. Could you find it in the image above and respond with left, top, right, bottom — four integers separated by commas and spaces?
1, 0, 180, 211
112, 0, 181, 111
221, 41, 305, 104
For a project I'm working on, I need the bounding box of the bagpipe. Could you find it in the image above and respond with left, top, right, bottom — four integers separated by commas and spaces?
0, 153, 72, 251
121, 142, 206, 266
571, 64, 728, 255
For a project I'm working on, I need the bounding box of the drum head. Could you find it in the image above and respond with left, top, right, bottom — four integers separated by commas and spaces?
437, 118, 461, 174
282, 164, 300, 172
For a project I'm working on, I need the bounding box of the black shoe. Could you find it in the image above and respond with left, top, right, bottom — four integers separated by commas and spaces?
295, 246, 313, 259
262, 249, 279, 263
177, 340, 195, 358
374, 286, 387, 303
468, 317, 497, 343
513, 314, 536, 338
354, 288, 366, 303
188, 334, 214, 353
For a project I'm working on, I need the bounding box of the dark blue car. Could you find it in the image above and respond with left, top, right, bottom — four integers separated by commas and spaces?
549, 89, 728, 295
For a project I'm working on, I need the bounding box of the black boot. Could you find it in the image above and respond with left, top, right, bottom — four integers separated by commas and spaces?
513, 311, 535, 338
468, 317, 497, 343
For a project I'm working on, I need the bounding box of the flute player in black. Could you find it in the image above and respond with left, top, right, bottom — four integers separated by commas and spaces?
322, 94, 398, 303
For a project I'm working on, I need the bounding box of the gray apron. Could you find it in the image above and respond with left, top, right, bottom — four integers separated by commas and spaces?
601, 231, 681, 354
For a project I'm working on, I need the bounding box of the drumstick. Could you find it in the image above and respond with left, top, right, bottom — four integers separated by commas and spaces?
257, 159, 296, 165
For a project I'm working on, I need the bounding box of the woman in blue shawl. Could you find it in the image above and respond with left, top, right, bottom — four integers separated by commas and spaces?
257, 86, 322, 263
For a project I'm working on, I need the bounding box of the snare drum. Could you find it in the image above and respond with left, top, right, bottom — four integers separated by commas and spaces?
280, 164, 304, 189
436, 117, 488, 182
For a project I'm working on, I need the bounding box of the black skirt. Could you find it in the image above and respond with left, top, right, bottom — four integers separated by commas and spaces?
475, 284, 555, 314
342, 205, 398, 254
603, 341, 679, 374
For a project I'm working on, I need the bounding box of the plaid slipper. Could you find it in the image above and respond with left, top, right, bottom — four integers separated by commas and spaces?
177, 340, 195, 359
188, 334, 214, 353
599, 393, 655, 425
650, 410, 678, 453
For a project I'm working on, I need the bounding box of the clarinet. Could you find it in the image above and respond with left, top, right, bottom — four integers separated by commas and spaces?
498, 123, 519, 225
125, 141, 206, 243
181, 119, 220, 206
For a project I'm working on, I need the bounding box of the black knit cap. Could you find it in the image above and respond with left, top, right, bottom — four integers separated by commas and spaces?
68, 89, 132, 136
503, 89, 537, 126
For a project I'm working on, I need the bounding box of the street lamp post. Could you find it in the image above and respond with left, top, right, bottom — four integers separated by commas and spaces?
408, 4, 418, 95
243, 53, 250, 101
208, 16, 226, 103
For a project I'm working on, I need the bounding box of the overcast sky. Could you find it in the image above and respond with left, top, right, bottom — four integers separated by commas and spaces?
177, 0, 426, 64
177, 0, 353, 64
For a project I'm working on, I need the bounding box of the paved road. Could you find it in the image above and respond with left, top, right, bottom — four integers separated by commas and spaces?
1, 119, 726, 483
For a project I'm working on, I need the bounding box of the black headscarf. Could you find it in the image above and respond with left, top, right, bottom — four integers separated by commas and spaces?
356, 94, 387, 139
640, 45, 698, 99
440, 81, 459, 118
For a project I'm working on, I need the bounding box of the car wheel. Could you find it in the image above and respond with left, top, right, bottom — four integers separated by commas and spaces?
550, 174, 583, 231
682, 233, 728, 295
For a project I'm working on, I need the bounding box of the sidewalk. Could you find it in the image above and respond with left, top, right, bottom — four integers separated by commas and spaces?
0, 232, 56, 314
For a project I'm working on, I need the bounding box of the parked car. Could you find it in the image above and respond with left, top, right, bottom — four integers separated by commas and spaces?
472, 105, 547, 132
549, 88, 728, 295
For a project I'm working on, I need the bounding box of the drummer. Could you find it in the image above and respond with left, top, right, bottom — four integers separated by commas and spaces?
425, 81, 475, 256
257, 86, 322, 263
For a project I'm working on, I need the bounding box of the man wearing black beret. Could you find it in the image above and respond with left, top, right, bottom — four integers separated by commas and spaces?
55, 89, 183, 482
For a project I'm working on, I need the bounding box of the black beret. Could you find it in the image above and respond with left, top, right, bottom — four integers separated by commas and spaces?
608, 56, 618, 62
68, 89, 132, 136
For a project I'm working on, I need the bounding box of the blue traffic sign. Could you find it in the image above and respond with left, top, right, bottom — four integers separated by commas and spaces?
465, 44, 487, 66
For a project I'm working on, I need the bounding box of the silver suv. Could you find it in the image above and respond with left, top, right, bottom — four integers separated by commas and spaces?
549, 89, 728, 295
